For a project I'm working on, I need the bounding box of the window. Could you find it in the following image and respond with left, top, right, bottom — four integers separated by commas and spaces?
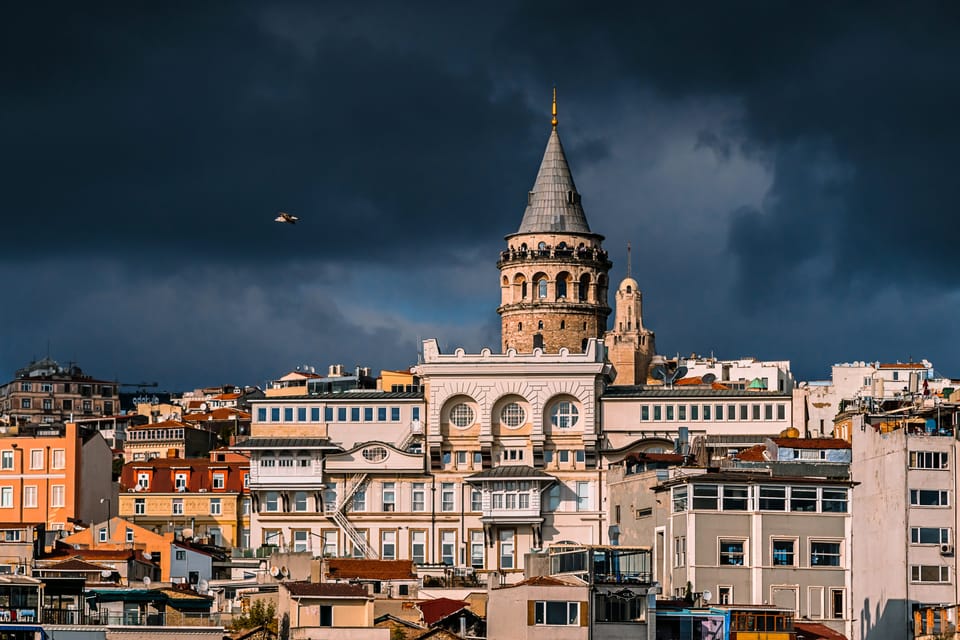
20, 383, 30, 392
740, 404, 748, 420
544, 484, 560, 512
126, 528, 134, 543
271, 407, 281, 422
323, 484, 337, 511
912, 527, 951, 544
640, 406, 649, 421
752, 404, 761, 420
310, 407, 321, 421
362, 447, 387, 462
1, 452, 13, 470
382, 483, 396, 511
173, 498, 183, 515
450, 403, 474, 428
411, 530, 426, 564
441, 483, 455, 511
674, 536, 686, 567
720, 540, 745, 565
702, 404, 711, 420
790, 487, 817, 512
176, 550, 186, 561
242, 497, 251, 515
350, 407, 360, 421
283, 407, 293, 422
719, 587, 733, 605
337, 407, 347, 421
491, 481, 531, 510
457, 451, 468, 466
293, 530, 308, 552
257, 407, 267, 421
690, 405, 698, 420
830, 589, 844, 619
654, 406, 663, 421
910, 451, 949, 469
576, 482, 591, 511
134, 498, 144, 514
471, 488, 482, 512
672, 486, 688, 512
594, 591, 645, 623
363, 407, 373, 422
468, 530, 485, 568
381, 531, 396, 560
678, 405, 686, 420
759, 485, 786, 511
99, 527, 108, 542
265, 491, 280, 512
822, 488, 848, 513
23, 486, 36, 508
533, 601, 580, 625
210, 498, 222, 515
501, 402, 525, 427
52, 449, 65, 469
911, 489, 950, 506
538, 278, 548, 299
765, 404, 773, 420
293, 491, 308, 512
912, 565, 950, 583
29, 450, 42, 470
502, 448, 524, 461
550, 402, 579, 428
692, 484, 719, 510
323, 530, 338, 557
773, 539, 795, 566
212, 473, 225, 489
722, 485, 749, 510
441, 530, 456, 566
377, 407, 387, 421
412, 483, 425, 512
666, 405, 675, 420
175, 473, 187, 490
777, 404, 786, 420
715, 404, 724, 420
20, 399, 30, 410
727, 404, 736, 420
499, 529, 515, 569
324, 407, 333, 421
810, 541, 841, 567
391, 407, 401, 421
353, 488, 366, 512
558, 450, 569, 463
0, 487, 11, 508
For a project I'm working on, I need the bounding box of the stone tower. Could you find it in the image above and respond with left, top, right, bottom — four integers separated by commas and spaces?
604, 246, 656, 384
498, 94, 612, 353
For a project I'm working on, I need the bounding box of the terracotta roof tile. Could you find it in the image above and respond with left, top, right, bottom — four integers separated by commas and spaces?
419, 598, 468, 626
794, 621, 849, 640
773, 437, 851, 449
285, 582, 368, 598
326, 559, 416, 581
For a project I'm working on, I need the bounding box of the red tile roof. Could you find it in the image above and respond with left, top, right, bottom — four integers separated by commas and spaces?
774, 437, 851, 449
733, 445, 768, 462
878, 362, 926, 369
794, 621, 848, 640
127, 420, 190, 431
42, 558, 113, 572
285, 582, 368, 598
183, 408, 251, 421
419, 598, 468, 626
326, 559, 416, 581
120, 457, 248, 493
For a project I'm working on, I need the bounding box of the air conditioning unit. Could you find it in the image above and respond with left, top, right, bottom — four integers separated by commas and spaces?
941, 544, 954, 556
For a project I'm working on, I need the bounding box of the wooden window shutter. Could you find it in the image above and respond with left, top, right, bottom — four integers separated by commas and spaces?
527, 600, 536, 625
580, 601, 589, 626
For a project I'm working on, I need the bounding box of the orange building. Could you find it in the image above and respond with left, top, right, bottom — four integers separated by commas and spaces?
60, 516, 183, 581
0, 422, 112, 536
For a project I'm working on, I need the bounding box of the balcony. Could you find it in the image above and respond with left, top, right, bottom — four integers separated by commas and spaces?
250, 464, 322, 487
43, 608, 221, 627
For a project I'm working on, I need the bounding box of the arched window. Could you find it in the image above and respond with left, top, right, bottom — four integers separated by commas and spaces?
550, 401, 579, 429
626, 285, 632, 293
560, 320, 565, 329
521, 282, 528, 298
538, 278, 548, 299
501, 403, 525, 427
518, 322, 523, 332
450, 403, 475, 428
556, 277, 568, 299
538, 320, 544, 330
579, 274, 590, 302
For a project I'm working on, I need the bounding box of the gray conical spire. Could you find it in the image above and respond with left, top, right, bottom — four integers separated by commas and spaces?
516, 128, 592, 234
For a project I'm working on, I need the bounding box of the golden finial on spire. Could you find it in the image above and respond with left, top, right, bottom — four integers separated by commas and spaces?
551, 87, 558, 128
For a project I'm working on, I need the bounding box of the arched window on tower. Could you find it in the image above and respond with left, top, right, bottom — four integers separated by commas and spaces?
522, 282, 528, 299
579, 274, 591, 302
533, 334, 544, 350
538, 320, 544, 330
556, 272, 569, 299
518, 322, 523, 332
626, 285, 632, 293
560, 320, 565, 330
538, 278, 548, 299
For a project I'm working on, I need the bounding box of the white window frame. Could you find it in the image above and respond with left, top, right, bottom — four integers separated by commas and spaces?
23, 485, 37, 508
29, 450, 43, 470
51, 484, 65, 508
0, 452, 13, 470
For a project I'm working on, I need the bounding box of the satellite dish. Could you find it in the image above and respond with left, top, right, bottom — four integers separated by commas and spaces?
702, 373, 717, 385
281, 566, 290, 578
100, 570, 112, 578
198, 579, 209, 592
672, 366, 688, 382
182, 528, 194, 539
271, 566, 282, 578
651, 365, 666, 381
701, 589, 712, 604
142, 576, 152, 586
142, 552, 152, 560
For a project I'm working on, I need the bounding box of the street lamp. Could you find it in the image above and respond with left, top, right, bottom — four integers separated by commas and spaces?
100, 498, 111, 541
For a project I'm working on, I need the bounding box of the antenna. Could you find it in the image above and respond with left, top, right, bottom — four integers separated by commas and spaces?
626, 242, 632, 278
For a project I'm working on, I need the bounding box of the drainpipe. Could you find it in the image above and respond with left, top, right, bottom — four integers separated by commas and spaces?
431, 477, 436, 564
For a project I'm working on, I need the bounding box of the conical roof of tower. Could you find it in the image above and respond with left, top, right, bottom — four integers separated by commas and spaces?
516, 128, 592, 234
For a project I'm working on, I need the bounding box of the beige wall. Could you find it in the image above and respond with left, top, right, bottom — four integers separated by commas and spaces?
487, 583, 587, 640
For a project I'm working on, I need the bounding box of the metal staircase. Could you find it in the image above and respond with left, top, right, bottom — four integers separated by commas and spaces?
326, 422, 423, 559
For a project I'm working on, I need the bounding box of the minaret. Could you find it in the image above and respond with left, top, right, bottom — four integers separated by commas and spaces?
497, 91, 612, 353
604, 243, 656, 384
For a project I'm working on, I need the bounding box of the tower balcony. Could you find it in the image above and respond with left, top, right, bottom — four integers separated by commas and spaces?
498, 246, 612, 269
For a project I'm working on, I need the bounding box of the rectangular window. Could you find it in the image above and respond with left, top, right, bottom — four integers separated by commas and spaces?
323, 530, 339, 557
702, 404, 711, 420
337, 407, 347, 421
353, 488, 366, 512
457, 450, 468, 466
441, 530, 456, 566
640, 406, 649, 421
0, 488, 12, 508
363, 407, 374, 421
310, 407, 320, 421
51, 485, 65, 508
810, 541, 841, 567
910, 451, 949, 469
351, 407, 361, 421
412, 483, 425, 512
773, 539, 795, 566
271, 407, 281, 422
23, 485, 37, 508
210, 498, 222, 515
911, 565, 950, 583
576, 482, 590, 511
411, 530, 426, 564
595, 591, 644, 622
319, 606, 332, 627
822, 488, 848, 513
0, 452, 13, 470
391, 407, 401, 421
175, 473, 187, 490
323, 483, 337, 512
672, 486, 688, 512
674, 536, 686, 567
441, 483, 455, 512
256, 407, 267, 421
20, 399, 30, 410
176, 550, 186, 561
790, 487, 818, 512
381, 530, 396, 560
544, 484, 560, 512
692, 484, 719, 510
291, 530, 308, 552
728, 404, 737, 420
265, 492, 280, 512
499, 529, 515, 569
412, 406, 421, 421
740, 404, 748, 420
382, 482, 396, 512
470, 530, 485, 568
126, 528, 134, 543
759, 485, 786, 511
830, 589, 844, 619
911, 489, 950, 506
653, 406, 662, 421
533, 601, 580, 626
777, 404, 786, 420
294, 492, 308, 511
558, 450, 569, 463
471, 488, 482, 512
722, 485, 749, 510
752, 404, 761, 420
212, 473, 225, 489
666, 405, 674, 420
52, 449, 66, 469
377, 407, 387, 421
720, 539, 745, 565
678, 405, 686, 420
99, 527, 108, 542
173, 498, 183, 515
912, 527, 951, 545
691, 405, 699, 420
765, 404, 774, 420
29, 450, 43, 470
283, 407, 294, 422
324, 407, 334, 421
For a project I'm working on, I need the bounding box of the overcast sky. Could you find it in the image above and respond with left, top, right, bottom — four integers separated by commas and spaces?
3, 2, 959, 390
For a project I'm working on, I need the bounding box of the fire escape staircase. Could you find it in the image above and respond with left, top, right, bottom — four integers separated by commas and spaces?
327, 421, 423, 559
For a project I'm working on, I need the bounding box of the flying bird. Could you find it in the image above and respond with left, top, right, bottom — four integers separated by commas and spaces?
275, 212, 298, 224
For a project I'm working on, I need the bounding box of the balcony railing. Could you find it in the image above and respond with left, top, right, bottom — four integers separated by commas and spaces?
42, 609, 221, 627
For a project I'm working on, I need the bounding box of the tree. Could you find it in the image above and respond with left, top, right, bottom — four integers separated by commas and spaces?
229, 599, 278, 634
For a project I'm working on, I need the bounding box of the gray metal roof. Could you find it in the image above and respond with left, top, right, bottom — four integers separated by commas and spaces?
249, 392, 423, 402
602, 386, 791, 399
231, 437, 339, 450
466, 465, 555, 482
516, 129, 591, 234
